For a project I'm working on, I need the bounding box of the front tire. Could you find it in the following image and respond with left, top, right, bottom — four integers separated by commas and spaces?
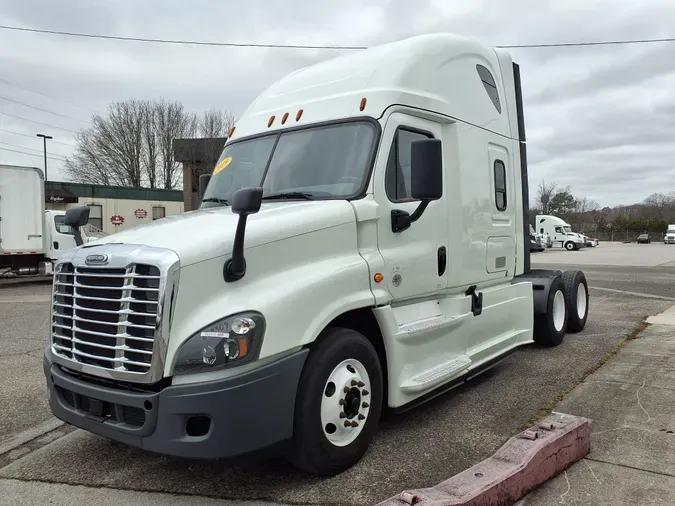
533, 276, 568, 347
564, 241, 576, 251
289, 327, 383, 476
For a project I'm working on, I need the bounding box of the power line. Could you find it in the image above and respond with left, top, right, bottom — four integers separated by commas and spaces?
0, 95, 90, 124
0, 78, 98, 114
0, 140, 68, 160
0, 24, 674, 49
0, 127, 76, 147
0, 24, 367, 49
0, 112, 80, 134
0, 146, 67, 163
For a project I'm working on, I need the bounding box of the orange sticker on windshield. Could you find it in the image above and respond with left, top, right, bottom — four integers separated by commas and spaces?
213, 157, 232, 175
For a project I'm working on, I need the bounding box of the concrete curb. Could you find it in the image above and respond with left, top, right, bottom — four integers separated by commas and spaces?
375, 412, 590, 506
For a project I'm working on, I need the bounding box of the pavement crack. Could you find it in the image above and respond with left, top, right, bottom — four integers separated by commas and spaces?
585, 457, 675, 479
558, 470, 570, 504
636, 379, 652, 423
583, 459, 602, 484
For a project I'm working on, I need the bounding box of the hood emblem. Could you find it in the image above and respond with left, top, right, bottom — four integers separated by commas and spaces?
85, 253, 109, 265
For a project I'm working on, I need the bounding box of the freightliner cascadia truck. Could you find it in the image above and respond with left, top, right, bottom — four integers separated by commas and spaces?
44, 32, 590, 476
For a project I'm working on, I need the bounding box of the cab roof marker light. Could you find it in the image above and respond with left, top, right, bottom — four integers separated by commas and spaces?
359, 97, 367, 111
268, 115, 275, 127
228, 126, 236, 137
281, 112, 289, 124
296, 109, 303, 121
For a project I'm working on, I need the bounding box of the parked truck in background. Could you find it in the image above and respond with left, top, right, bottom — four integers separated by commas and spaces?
535, 214, 586, 251
0, 165, 91, 278
44, 33, 591, 476
665, 225, 675, 244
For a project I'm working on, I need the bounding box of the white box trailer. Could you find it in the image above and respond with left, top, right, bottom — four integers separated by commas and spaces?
0, 165, 89, 277
44, 33, 591, 476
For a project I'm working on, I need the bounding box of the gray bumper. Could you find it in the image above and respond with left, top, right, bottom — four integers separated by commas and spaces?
44, 349, 308, 459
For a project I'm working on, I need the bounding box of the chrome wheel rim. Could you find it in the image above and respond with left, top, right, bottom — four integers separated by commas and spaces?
321, 359, 371, 447
553, 289, 566, 332
577, 282, 587, 319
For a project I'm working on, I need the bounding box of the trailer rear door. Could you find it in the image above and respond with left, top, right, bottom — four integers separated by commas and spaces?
0, 165, 45, 254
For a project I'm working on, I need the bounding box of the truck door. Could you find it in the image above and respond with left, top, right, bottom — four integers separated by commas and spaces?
374, 113, 448, 300
49, 212, 77, 259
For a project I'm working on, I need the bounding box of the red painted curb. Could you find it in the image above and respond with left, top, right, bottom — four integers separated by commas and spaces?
375, 412, 590, 506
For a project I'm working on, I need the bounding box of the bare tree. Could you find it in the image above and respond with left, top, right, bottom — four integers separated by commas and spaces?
64, 98, 235, 189
536, 179, 558, 215
199, 108, 236, 138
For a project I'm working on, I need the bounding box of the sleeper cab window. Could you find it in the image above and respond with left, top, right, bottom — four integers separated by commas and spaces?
385, 128, 435, 203
476, 64, 501, 114
493, 160, 507, 211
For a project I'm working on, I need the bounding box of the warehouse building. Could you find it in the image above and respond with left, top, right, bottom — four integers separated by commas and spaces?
44, 181, 184, 235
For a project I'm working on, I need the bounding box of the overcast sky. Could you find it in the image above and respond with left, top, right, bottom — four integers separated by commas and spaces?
1, 0, 674, 207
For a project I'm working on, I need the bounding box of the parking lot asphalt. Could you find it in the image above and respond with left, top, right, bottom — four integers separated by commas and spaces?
1, 243, 674, 506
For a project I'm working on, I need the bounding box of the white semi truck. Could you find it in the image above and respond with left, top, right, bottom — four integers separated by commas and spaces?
0, 165, 91, 278
535, 214, 586, 251
665, 225, 675, 244
44, 33, 591, 476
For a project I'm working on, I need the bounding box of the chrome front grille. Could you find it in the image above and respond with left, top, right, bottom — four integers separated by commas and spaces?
51, 263, 162, 375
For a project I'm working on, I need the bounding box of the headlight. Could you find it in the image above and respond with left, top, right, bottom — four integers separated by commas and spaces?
173, 311, 266, 375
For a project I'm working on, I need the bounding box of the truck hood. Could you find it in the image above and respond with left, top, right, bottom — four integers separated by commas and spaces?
84, 201, 357, 266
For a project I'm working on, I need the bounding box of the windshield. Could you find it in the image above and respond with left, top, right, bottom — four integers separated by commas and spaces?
563, 226, 572, 234
201, 121, 377, 207
54, 215, 74, 235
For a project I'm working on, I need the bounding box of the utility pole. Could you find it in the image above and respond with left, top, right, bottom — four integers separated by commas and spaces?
36, 133, 53, 181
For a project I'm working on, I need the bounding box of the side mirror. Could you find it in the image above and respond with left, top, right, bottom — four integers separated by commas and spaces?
199, 174, 211, 201
410, 138, 443, 201
391, 138, 443, 233
64, 205, 90, 228
64, 206, 90, 246
223, 187, 263, 283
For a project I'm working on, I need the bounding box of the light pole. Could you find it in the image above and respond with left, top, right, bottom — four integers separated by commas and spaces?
36, 133, 53, 181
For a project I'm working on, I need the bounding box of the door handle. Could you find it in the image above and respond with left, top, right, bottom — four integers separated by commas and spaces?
437, 246, 447, 277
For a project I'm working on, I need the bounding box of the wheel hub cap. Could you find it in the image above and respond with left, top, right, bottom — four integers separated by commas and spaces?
321, 359, 372, 447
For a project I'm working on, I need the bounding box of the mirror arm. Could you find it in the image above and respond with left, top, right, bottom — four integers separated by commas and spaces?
223, 215, 249, 282
391, 200, 430, 233
73, 227, 84, 247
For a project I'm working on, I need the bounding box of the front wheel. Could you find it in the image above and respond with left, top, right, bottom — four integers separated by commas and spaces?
564, 241, 576, 251
289, 327, 383, 476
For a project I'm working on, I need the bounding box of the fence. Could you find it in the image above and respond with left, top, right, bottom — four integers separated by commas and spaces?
581, 230, 665, 242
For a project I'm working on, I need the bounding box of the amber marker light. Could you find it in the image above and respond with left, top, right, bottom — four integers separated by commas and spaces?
296, 109, 304, 121
228, 126, 236, 137
373, 273, 384, 283
282, 112, 289, 124
268, 116, 275, 127
360, 97, 367, 111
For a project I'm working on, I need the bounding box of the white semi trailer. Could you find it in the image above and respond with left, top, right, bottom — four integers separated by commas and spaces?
44, 33, 590, 476
0, 165, 90, 278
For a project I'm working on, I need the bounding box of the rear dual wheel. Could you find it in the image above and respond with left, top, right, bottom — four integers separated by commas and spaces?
561, 270, 589, 333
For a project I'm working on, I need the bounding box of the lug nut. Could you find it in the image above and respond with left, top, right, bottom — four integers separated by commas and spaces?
362, 389, 370, 396
351, 379, 358, 386
350, 421, 359, 427
344, 420, 351, 427
339, 399, 346, 406
358, 414, 365, 420
358, 381, 365, 387
362, 402, 369, 408
344, 386, 351, 394
340, 412, 347, 419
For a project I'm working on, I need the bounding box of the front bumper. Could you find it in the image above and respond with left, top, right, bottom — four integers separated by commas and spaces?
44, 348, 308, 459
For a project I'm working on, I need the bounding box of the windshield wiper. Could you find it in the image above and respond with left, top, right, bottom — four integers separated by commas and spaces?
261, 192, 314, 201
201, 197, 229, 205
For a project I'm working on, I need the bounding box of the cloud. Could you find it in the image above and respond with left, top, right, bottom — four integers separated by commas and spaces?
0, 0, 674, 206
